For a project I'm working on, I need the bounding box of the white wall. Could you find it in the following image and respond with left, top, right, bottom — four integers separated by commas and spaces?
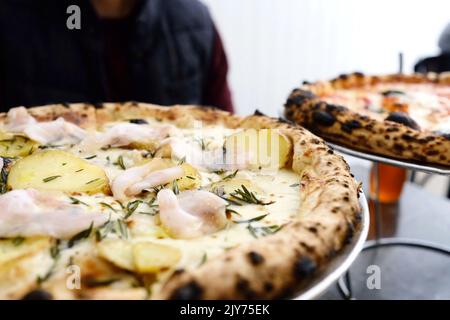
202, 0, 450, 116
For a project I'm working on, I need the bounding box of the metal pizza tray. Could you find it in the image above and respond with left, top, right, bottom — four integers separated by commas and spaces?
293, 191, 370, 300
327, 143, 450, 176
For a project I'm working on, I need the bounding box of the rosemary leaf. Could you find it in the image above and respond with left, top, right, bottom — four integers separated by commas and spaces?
43, 175, 61, 183
230, 185, 275, 206
100, 202, 117, 212
233, 214, 268, 224
86, 178, 100, 185
114, 155, 126, 170
68, 222, 94, 248
69, 196, 90, 207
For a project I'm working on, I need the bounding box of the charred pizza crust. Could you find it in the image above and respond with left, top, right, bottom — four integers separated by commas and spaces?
284, 72, 450, 167
0, 102, 361, 300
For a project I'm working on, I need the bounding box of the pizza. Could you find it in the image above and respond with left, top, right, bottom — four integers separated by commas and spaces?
284, 72, 450, 166
0, 102, 361, 300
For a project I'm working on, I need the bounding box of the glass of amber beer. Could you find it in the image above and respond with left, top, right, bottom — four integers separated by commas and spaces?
369, 163, 407, 203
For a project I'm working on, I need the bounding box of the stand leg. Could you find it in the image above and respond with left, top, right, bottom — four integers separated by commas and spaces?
373, 162, 382, 240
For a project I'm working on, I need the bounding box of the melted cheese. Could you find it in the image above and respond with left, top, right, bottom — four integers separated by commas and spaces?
321, 83, 450, 132
0, 116, 302, 297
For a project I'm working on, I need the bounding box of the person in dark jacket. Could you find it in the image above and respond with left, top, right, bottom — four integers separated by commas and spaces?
414, 22, 450, 74
0, 0, 233, 112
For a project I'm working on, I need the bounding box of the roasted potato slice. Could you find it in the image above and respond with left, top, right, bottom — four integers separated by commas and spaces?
0, 132, 39, 158
224, 129, 292, 169
7, 150, 110, 194
133, 242, 181, 273
97, 239, 135, 271
0, 237, 53, 299
97, 239, 180, 274
177, 163, 201, 191
0, 237, 51, 265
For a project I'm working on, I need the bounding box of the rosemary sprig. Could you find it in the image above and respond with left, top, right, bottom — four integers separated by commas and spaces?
230, 185, 275, 206
247, 224, 283, 238
83, 278, 120, 288
177, 156, 186, 165
221, 169, 239, 181
226, 208, 241, 217
95, 216, 113, 241
116, 219, 128, 239
39, 144, 64, 150
124, 200, 143, 219
198, 253, 208, 267
289, 183, 300, 188
211, 187, 242, 206
68, 222, 94, 248
233, 214, 268, 224
114, 155, 126, 170
85, 155, 97, 160
37, 240, 61, 284
213, 169, 226, 175
144, 150, 156, 158
50, 240, 61, 259
100, 202, 117, 212
43, 175, 61, 183
152, 185, 165, 194
172, 180, 180, 195
137, 198, 159, 216
86, 178, 100, 185
0, 157, 12, 194
69, 196, 90, 207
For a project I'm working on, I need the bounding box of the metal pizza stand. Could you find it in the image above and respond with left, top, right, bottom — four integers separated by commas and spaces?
326, 143, 450, 299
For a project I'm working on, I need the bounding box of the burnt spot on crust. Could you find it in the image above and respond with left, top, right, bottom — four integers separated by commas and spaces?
236, 278, 257, 299
400, 133, 416, 142
129, 118, 149, 125
61, 102, 71, 109
170, 281, 203, 300
325, 104, 347, 113
312, 111, 336, 127
353, 71, 364, 77
263, 282, 274, 292
341, 120, 362, 133
299, 241, 316, 254
425, 150, 440, 156
285, 89, 316, 106
393, 143, 405, 152
385, 112, 420, 130
247, 251, 265, 265
307, 226, 318, 234
344, 222, 355, 244
253, 109, 266, 116
293, 257, 317, 279
22, 289, 53, 300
